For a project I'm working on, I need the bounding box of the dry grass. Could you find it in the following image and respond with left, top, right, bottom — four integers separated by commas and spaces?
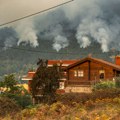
1, 89, 120, 120
0, 97, 21, 119
1, 97, 120, 120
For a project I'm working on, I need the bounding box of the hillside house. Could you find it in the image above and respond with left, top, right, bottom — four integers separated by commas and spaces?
22, 60, 79, 92
22, 56, 120, 93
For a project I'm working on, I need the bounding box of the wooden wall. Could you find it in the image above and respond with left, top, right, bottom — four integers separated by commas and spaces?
67, 60, 114, 83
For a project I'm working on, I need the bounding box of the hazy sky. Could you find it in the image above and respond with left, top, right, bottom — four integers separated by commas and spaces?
0, 0, 72, 25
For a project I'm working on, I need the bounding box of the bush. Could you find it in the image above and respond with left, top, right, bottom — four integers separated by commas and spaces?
115, 77, 120, 88
92, 81, 116, 90
56, 89, 120, 105
1, 93, 32, 108
0, 97, 20, 117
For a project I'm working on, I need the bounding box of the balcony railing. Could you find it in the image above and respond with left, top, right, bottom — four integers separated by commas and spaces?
67, 80, 100, 86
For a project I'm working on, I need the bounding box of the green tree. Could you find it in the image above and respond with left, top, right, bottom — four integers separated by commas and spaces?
31, 59, 60, 104
115, 77, 120, 88
0, 81, 4, 93
0, 81, 4, 88
0, 74, 32, 108
92, 81, 116, 91
3, 74, 17, 92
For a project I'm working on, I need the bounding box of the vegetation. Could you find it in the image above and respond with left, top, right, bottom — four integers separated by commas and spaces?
0, 74, 18, 93
0, 97, 20, 117
3, 74, 17, 92
31, 59, 60, 104
115, 77, 120, 88
57, 88, 120, 105
0, 28, 113, 79
0, 73, 120, 119
0, 79, 120, 119
92, 81, 116, 91
1, 93, 32, 108
1, 95, 120, 120
0, 74, 32, 108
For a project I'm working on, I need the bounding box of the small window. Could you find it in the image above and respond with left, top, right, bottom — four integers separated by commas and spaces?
78, 70, 84, 77
59, 82, 64, 89
99, 70, 105, 79
74, 70, 77, 77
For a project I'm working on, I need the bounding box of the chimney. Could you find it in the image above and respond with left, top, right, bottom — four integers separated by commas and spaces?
115, 56, 120, 66
88, 53, 92, 58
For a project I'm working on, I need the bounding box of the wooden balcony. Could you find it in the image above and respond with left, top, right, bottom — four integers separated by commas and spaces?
67, 80, 100, 86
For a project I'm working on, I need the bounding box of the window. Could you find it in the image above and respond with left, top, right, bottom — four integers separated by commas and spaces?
59, 82, 64, 89
99, 70, 105, 79
78, 70, 84, 77
74, 70, 77, 77
74, 70, 84, 77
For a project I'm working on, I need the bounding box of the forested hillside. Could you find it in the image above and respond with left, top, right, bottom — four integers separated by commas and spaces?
0, 28, 118, 79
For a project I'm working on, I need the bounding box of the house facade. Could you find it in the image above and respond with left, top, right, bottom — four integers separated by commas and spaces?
22, 56, 120, 93
64, 57, 120, 87
22, 60, 79, 92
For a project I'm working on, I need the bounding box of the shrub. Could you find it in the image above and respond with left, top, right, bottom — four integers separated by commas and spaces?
92, 89, 120, 100
0, 97, 20, 117
56, 89, 120, 105
1, 93, 32, 108
92, 81, 116, 90
115, 77, 120, 88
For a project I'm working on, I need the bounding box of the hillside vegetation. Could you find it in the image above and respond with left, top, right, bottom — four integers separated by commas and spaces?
0, 88, 120, 120
0, 28, 116, 78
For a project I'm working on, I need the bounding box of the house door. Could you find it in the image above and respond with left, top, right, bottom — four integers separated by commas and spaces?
99, 70, 105, 80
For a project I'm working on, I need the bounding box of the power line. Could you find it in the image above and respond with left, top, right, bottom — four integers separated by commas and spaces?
0, 44, 80, 55
0, 44, 114, 55
0, 0, 74, 27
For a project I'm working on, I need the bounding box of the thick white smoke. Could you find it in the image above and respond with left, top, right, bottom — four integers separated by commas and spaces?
1, 0, 120, 52
53, 35, 69, 52
13, 19, 39, 47
36, 23, 69, 51
63, 0, 120, 52
4, 37, 17, 50
76, 19, 111, 52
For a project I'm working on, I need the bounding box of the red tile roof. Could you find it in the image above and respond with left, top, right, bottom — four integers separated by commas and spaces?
22, 72, 35, 80
48, 60, 80, 66
22, 57, 120, 81
22, 60, 80, 80
28, 72, 35, 78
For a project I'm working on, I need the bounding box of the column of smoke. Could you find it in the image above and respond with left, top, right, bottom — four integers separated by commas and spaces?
68, 0, 120, 52
1, 0, 120, 52
14, 19, 39, 47
43, 24, 69, 51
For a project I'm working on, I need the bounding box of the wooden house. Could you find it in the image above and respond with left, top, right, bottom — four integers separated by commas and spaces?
22, 60, 79, 92
22, 56, 120, 93
64, 56, 120, 87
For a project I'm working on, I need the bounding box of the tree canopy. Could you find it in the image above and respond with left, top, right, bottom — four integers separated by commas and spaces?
31, 59, 61, 103
0, 74, 27, 94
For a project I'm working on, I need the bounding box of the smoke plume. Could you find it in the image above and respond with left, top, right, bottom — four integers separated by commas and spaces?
13, 20, 39, 47
63, 0, 120, 52
1, 0, 120, 52
53, 35, 69, 52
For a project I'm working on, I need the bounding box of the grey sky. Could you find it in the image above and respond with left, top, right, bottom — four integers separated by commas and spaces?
0, 0, 71, 25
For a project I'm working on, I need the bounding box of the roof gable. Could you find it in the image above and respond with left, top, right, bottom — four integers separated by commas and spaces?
65, 57, 120, 71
